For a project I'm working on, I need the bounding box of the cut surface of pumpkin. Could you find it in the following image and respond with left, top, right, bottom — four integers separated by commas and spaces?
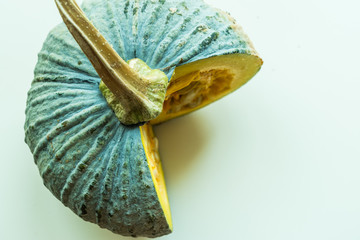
152, 54, 262, 124
140, 123, 173, 231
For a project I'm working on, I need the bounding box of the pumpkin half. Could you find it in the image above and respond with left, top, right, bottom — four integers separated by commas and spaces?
24, 0, 262, 238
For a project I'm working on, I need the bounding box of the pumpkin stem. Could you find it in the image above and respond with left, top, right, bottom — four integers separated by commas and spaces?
55, 0, 168, 125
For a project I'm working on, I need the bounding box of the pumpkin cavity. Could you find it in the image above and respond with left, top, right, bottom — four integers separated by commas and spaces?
163, 68, 234, 115
151, 54, 263, 124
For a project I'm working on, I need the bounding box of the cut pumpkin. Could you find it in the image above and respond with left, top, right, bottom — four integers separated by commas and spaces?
25, 0, 262, 238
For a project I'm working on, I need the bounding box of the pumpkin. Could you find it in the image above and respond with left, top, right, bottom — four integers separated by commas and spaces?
24, 0, 262, 238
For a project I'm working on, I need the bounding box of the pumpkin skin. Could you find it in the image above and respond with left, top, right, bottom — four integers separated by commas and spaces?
24, 0, 262, 238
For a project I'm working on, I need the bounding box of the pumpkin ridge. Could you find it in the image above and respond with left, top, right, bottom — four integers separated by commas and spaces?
120, 0, 137, 60
79, 166, 104, 219
199, 23, 249, 53
115, 132, 132, 213
34, 25, 98, 83
95, 126, 126, 223
59, 111, 115, 203
69, 119, 120, 194
27, 90, 93, 108
161, 30, 220, 68
153, 3, 210, 66
44, 26, 85, 59
137, 2, 165, 61
32, 103, 107, 160
37, 51, 97, 78
24, 99, 96, 140
38, 110, 113, 183
83, 0, 128, 59
141, 2, 181, 64
148, 16, 192, 67
131, 0, 140, 58
66, 120, 121, 221
53, 113, 117, 163
161, 23, 211, 63
27, 82, 98, 100
103, 0, 127, 58
33, 75, 100, 85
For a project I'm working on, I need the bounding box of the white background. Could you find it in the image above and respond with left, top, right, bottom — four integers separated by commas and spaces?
1, 0, 360, 239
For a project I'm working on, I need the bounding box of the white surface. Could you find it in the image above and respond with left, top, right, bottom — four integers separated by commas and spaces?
1, 0, 360, 239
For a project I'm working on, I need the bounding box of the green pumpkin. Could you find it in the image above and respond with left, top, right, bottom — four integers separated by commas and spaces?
24, 0, 262, 238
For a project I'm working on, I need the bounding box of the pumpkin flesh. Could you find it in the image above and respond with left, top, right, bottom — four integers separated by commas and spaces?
152, 54, 262, 124
140, 123, 172, 231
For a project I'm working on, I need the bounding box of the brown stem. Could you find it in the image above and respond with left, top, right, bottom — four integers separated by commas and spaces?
55, 0, 167, 123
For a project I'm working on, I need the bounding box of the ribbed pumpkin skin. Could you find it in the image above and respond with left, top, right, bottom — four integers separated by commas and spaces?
24, 91, 170, 236
25, 0, 257, 237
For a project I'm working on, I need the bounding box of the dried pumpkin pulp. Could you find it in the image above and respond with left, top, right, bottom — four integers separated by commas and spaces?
25, 0, 262, 238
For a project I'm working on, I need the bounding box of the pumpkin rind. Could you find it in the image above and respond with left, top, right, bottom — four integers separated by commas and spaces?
25, 0, 261, 237
25, 90, 170, 237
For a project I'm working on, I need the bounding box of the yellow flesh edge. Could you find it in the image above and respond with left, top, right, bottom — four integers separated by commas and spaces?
140, 123, 173, 231
139, 53, 261, 232
151, 54, 262, 124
